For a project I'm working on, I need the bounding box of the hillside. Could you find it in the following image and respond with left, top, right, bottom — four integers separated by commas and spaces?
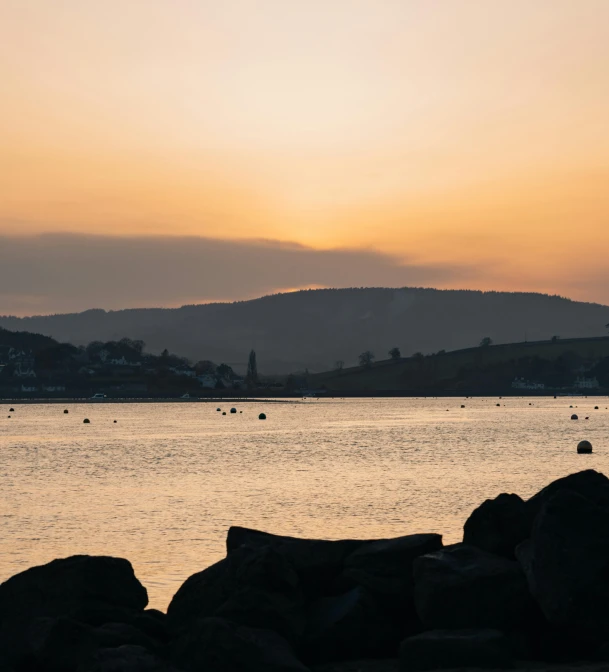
310, 336, 609, 393
2, 288, 609, 374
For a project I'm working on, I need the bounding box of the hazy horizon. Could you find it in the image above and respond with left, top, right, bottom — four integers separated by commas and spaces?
3, 1, 609, 314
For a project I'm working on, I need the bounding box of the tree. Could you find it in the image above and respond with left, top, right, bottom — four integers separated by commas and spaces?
335, 360, 344, 372
161, 349, 170, 359
246, 349, 258, 386
359, 351, 374, 367
479, 337, 493, 348
195, 360, 216, 375
216, 363, 235, 379
551, 335, 560, 343
389, 347, 401, 360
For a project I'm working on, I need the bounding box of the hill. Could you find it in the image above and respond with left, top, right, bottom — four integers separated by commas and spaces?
1, 288, 609, 374
309, 336, 609, 393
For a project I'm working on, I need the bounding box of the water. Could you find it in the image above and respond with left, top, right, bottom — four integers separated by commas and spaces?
1, 397, 607, 609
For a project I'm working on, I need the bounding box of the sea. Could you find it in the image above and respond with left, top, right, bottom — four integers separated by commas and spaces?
0, 396, 606, 609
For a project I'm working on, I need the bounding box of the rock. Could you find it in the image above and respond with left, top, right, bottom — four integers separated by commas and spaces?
399, 629, 513, 671
0, 555, 148, 623
0, 555, 148, 666
167, 545, 305, 643
172, 616, 309, 672
78, 645, 179, 672
24, 616, 99, 671
305, 585, 400, 662
341, 534, 443, 602
525, 470, 609, 523
413, 544, 533, 631
94, 622, 162, 654
578, 440, 593, 454
463, 493, 529, 558
227, 527, 367, 594
516, 489, 609, 643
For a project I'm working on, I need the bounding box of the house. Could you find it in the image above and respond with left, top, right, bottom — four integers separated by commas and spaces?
511, 378, 545, 390
198, 374, 217, 389
170, 367, 196, 378
574, 376, 599, 389
21, 384, 38, 393
43, 385, 66, 393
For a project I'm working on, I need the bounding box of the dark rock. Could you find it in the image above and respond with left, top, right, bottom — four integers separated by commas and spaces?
340, 534, 443, 606
78, 645, 179, 672
132, 610, 170, 643
413, 544, 533, 630
94, 622, 161, 653
0, 555, 148, 624
399, 629, 513, 671
24, 616, 99, 671
525, 470, 609, 523
227, 526, 367, 594
172, 616, 309, 672
305, 585, 400, 662
517, 489, 609, 643
463, 493, 529, 558
167, 545, 305, 643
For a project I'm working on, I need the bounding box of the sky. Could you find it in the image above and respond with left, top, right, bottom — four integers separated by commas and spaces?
1, 0, 609, 314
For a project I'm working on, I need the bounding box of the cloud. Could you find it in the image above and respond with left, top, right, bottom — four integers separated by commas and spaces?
0, 233, 478, 315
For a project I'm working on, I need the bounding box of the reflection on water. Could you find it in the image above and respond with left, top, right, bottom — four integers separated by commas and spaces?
0, 397, 607, 608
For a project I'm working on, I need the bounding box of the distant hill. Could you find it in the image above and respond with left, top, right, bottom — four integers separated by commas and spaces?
1, 288, 609, 374
310, 335, 609, 393
0, 326, 59, 353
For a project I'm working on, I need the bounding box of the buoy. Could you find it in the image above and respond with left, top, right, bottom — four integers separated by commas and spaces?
571, 414, 578, 420
222, 412, 226, 415
216, 408, 221, 412
595, 406, 599, 410
585, 417, 589, 420
83, 418, 90, 424
9, 408, 14, 412
64, 409, 69, 414
230, 408, 237, 414
496, 403, 500, 407
240, 411, 243, 414
577, 440, 593, 454
259, 413, 267, 420
461, 405, 465, 408
8, 415, 11, 418
114, 420, 117, 423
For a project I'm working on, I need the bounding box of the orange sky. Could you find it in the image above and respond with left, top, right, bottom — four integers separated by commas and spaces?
2, 0, 609, 310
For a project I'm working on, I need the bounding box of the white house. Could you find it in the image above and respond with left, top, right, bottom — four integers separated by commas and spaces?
574, 376, 599, 389
511, 377, 545, 390
198, 374, 216, 389
21, 384, 38, 393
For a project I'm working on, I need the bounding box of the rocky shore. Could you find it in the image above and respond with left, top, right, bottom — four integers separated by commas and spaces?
2, 469, 609, 672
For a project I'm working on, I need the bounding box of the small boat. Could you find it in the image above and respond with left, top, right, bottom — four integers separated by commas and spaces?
90, 393, 106, 401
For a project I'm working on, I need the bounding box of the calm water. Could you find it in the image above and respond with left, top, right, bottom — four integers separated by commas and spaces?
1, 397, 608, 609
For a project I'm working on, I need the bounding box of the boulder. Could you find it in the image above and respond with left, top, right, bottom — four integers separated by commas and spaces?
517, 488, 609, 642
24, 616, 99, 672
0, 555, 148, 624
167, 545, 305, 643
171, 616, 309, 672
525, 470, 609, 523
78, 645, 179, 672
399, 629, 513, 671
94, 622, 162, 654
413, 544, 533, 631
305, 585, 400, 662
463, 493, 529, 558
227, 526, 368, 594
0, 555, 148, 667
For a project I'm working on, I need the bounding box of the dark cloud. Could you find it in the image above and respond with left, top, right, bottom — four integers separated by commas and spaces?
0, 233, 479, 315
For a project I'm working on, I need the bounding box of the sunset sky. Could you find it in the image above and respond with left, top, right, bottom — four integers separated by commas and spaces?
2, 0, 609, 314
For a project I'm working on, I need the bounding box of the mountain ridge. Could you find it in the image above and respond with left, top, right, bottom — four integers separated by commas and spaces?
1, 287, 608, 374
